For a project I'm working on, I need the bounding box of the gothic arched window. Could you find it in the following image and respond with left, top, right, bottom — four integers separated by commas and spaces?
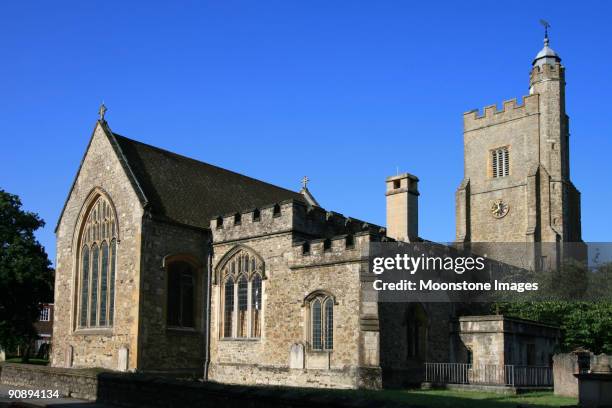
218, 247, 264, 339
77, 193, 117, 329
306, 291, 334, 351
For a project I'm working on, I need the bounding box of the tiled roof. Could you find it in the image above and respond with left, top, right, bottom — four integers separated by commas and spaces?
112, 132, 304, 229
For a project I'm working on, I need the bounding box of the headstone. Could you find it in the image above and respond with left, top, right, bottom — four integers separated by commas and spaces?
0, 346, 5, 362
289, 343, 304, 369
118, 347, 129, 372
65, 345, 73, 368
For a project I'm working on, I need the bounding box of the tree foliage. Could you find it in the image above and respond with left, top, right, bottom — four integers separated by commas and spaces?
494, 300, 612, 354
0, 189, 54, 360
493, 258, 612, 354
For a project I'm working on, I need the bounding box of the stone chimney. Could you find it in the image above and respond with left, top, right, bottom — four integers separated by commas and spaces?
386, 173, 419, 242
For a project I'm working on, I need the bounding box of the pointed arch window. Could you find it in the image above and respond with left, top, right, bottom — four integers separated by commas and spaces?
218, 247, 264, 339
77, 194, 118, 329
306, 292, 335, 351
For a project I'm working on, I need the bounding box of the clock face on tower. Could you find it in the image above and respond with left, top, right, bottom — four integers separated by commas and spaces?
491, 199, 509, 218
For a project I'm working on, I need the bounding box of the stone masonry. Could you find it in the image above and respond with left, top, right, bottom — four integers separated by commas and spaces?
456, 39, 582, 269
52, 123, 144, 371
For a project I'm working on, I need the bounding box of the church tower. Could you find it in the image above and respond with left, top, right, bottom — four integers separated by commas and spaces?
456, 32, 582, 249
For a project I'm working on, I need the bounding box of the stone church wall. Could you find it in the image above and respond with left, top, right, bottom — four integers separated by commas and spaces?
378, 302, 454, 387
52, 124, 144, 371
208, 201, 379, 389
136, 218, 209, 372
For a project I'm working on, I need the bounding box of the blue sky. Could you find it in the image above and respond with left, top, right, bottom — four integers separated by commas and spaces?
1, 1, 611, 264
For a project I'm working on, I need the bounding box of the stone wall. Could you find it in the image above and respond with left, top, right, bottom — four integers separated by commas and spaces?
0, 363, 99, 400
379, 302, 454, 387
137, 218, 209, 372
208, 201, 384, 389
52, 123, 144, 371
0, 365, 404, 407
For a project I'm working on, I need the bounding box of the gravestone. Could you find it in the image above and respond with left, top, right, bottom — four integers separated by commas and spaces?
118, 347, 129, 372
65, 345, 73, 368
289, 343, 304, 369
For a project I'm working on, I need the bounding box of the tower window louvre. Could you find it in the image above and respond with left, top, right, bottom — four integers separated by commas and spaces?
491, 147, 510, 178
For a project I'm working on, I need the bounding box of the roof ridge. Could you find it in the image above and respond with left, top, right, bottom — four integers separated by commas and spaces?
112, 132, 300, 196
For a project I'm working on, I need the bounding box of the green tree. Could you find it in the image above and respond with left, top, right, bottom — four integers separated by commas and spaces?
494, 301, 612, 354
0, 189, 54, 362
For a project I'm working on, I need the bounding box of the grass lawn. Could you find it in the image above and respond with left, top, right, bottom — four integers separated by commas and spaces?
4, 358, 49, 366
347, 389, 577, 408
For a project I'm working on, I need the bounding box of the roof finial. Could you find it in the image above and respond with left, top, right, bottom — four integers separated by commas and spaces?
540, 19, 551, 46
98, 102, 107, 121
301, 176, 309, 189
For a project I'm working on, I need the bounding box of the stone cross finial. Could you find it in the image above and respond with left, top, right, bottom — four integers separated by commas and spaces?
98, 103, 107, 121
301, 176, 309, 189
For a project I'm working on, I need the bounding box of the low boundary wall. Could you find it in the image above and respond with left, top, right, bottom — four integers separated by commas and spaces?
0, 363, 99, 400
0, 363, 403, 408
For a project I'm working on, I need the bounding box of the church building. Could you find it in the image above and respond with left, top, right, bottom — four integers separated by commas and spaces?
51, 36, 580, 389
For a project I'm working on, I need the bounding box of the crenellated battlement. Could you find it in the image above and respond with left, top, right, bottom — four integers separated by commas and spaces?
210, 199, 296, 243
289, 231, 382, 269
530, 62, 564, 84
210, 198, 386, 244
463, 94, 539, 132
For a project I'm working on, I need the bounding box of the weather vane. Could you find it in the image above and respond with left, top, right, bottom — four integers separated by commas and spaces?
539, 19, 550, 40
98, 103, 107, 121
301, 176, 309, 189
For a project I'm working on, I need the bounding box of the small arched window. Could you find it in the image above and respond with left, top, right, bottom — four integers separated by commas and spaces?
218, 246, 264, 338
167, 260, 195, 328
307, 292, 334, 351
77, 193, 117, 329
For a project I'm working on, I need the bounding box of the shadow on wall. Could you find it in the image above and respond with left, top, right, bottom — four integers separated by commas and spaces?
379, 302, 438, 388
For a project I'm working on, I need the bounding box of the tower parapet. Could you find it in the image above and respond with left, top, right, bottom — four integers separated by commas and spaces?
530, 62, 564, 85
463, 95, 539, 132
